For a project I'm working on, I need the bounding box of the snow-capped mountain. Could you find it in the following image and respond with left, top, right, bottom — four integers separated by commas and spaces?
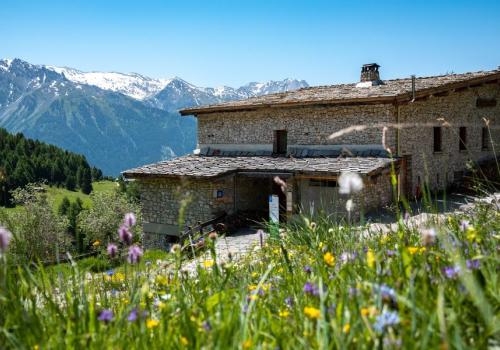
45, 65, 169, 100
0, 57, 308, 175
44, 64, 309, 107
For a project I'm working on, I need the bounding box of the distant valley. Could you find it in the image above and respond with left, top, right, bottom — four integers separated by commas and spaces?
0, 58, 308, 175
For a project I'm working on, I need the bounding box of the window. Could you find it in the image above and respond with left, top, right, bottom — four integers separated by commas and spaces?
273, 130, 287, 155
433, 127, 442, 152
459, 127, 467, 151
309, 179, 337, 187
482, 127, 489, 150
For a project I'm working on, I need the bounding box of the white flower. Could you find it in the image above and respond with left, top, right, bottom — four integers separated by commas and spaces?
338, 172, 364, 195
420, 227, 437, 246
345, 199, 354, 212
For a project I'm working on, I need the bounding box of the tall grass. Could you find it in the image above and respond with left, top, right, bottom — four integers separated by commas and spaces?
0, 197, 499, 349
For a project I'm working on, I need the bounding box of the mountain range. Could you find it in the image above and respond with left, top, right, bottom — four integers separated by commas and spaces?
0, 58, 308, 175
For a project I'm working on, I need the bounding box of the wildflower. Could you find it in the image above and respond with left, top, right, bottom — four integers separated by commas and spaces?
303, 282, 320, 296
373, 310, 400, 333
202, 259, 215, 268
208, 231, 218, 240
155, 275, 168, 286
420, 227, 437, 246
202, 320, 212, 331
124, 212, 137, 227
466, 259, 480, 270
118, 225, 133, 245
304, 306, 321, 319
303, 265, 312, 273
127, 245, 143, 264
386, 249, 396, 256
146, 319, 160, 329
459, 219, 470, 232
106, 269, 114, 276
323, 252, 335, 267
338, 172, 364, 195
170, 243, 181, 254
180, 336, 189, 346
407, 247, 418, 255
279, 310, 290, 318
343, 323, 351, 333
127, 308, 139, 322
98, 309, 113, 323
361, 306, 377, 317
284, 296, 294, 307
242, 340, 252, 349
92, 240, 101, 247
366, 249, 375, 269
107, 243, 118, 258
443, 265, 461, 279
375, 284, 397, 303
466, 227, 479, 242
0, 225, 12, 253
345, 199, 354, 212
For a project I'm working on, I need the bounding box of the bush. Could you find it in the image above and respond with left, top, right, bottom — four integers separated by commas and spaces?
78, 191, 142, 247
77, 256, 111, 273
0, 185, 71, 264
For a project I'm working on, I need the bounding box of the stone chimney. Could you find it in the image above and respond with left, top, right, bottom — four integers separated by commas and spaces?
357, 63, 382, 87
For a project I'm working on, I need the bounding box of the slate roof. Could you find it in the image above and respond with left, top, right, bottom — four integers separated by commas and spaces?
122, 155, 396, 179
180, 69, 500, 115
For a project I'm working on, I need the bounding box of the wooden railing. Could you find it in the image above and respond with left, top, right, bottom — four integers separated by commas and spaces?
179, 212, 227, 252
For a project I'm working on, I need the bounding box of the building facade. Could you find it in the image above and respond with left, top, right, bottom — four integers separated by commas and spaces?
124, 64, 500, 249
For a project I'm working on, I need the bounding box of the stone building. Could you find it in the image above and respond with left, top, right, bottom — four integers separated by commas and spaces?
123, 64, 500, 249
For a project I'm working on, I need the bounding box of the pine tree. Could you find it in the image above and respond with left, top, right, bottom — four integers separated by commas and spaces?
58, 196, 71, 216
80, 168, 93, 194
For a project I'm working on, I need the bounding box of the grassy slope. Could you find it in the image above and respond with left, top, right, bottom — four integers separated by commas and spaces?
1, 181, 116, 213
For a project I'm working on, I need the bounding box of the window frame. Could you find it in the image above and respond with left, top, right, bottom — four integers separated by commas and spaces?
481, 127, 489, 150
273, 130, 288, 155
433, 126, 442, 153
459, 127, 467, 151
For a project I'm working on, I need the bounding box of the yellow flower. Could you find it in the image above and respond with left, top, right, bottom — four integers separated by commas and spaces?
323, 252, 335, 267
360, 306, 377, 317
248, 284, 258, 291
366, 249, 375, 269
242, 340, 252, 349
407, 247, 419, 255
278, 310, 290, 318
33, 346, 39, 350
248, 294, 258, 301
251, 271, 258, 278
343, 323, 351, 333
111, 272, 125, 283
466, 227, 479, 242
157, 301, 166, 310
304, 306, 321, 319
203, 260, 215, 268
180, 336, 189, 346
318, 242, 324, 249
155, 275, 168, 286
146, 319, 160, 329
92, 240, 101, 247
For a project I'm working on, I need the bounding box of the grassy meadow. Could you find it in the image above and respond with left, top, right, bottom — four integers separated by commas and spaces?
0, 197, 498, 349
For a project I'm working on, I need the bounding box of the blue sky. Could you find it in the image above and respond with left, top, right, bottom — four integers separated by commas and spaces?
1, 0, 499, 87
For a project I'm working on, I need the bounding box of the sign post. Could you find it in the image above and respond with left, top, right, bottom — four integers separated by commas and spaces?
269, 194, 279, 238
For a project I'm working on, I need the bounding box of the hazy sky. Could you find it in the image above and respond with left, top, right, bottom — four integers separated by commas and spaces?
1, 0, 499, 87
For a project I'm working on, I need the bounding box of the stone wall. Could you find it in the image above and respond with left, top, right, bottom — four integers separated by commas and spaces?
399, 83, 500, 193
198, 104, 397, 151
137, 176, 235, 249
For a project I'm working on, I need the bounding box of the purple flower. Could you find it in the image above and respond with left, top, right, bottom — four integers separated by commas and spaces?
127, 308, 138, 322
124, 212, 137, 227
0, 225, 12, 253
460, 220, 470, 232
284, 296, 294, 307
386, 249, 396, 256
106, 269, 115, 276
303, 282, 319, 296
375, 284, 397, 302
118, 225, 133, 245
127, 245, 143, 264
107, 243, 118, 258
443, 265, 461, 279
98, 309, 114, 323
303, 265, 312, 274
202, 321, 212, 331
373, 310, 400, 333
466, 259, 480, 270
